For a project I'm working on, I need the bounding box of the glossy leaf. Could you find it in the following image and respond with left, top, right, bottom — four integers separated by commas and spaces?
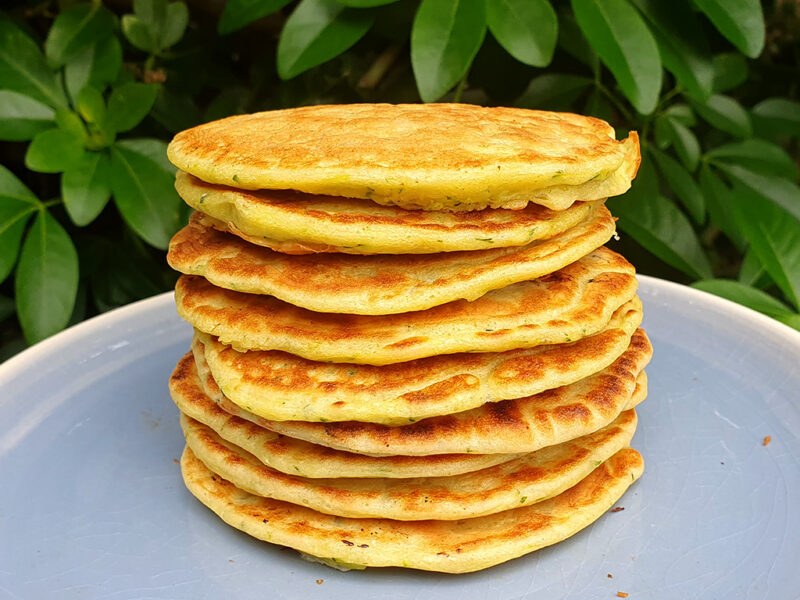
557, 10, 598, 71
77, 86, 106, 124
486, 0, 557, 67
160, 2, 189, 48
693, 0, 764, 58
649, 148, 705, 224
0, 165, 39, 283
0, 90, 55, 141
691, 280, 800, 331
571, 0, 661, 114
411, 0, 486, 102
730, 187, 800, 310
707, 139, 798, 181
277, 0, 375, 80
712, 53, 747, 93
15, 210, 79, 344
0, 295, 13, 323
62, 152, 112, 226
25, 128, 85, 173
609, 163, 711, 280
121, 14, 157, 53
45, 3, 115, 68
65, 36, 123, 103
663, 103, 696, 127
630, 0, 712, 101
717, 163, 800, 223
515, 74, 592, 111
106, 83, 159, 133
738, 249, 769, 288
657, 116, 700, 171
0, 17, 68, 108
752, 98, 800, 138
698, 164, 745, 250
220, 0, 299, 33
110, 139, 181, 249
691, 94, 751, 138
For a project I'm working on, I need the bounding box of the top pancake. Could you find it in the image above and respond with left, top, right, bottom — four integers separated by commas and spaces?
175, 172, 604, 255
167, 104, 640, 211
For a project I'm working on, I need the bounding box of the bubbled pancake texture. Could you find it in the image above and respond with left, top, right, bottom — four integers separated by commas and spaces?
163, 104, 649, 573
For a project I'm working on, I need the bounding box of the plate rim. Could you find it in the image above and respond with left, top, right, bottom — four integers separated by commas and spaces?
1, 275, 798, 382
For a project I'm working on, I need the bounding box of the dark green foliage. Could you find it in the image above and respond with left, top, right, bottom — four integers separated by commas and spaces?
0, 0, 798, 357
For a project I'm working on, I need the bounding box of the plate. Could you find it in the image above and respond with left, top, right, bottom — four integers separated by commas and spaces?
1, 276, 799, 599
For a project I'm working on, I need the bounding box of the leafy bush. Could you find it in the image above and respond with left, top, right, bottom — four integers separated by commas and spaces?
1, 0, 798, 358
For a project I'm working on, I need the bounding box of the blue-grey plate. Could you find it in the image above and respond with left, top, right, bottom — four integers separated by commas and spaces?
1, 276, 799, 599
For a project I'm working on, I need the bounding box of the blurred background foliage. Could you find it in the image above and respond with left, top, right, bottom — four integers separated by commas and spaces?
1, 0, 799, 359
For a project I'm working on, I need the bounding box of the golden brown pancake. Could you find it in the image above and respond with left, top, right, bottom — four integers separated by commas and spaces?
182, 408, 638, 520
170, 352, 521, 478
174, 247, 638, 364
195, 330, 652, 456
167, 205, 615, 314
176, 171, 606, 255
192, 298, 642, 424
181, 445, 644, 572
167, 104, 640, 211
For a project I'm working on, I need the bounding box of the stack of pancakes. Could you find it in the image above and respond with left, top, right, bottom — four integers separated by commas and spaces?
164, 104, 651, 573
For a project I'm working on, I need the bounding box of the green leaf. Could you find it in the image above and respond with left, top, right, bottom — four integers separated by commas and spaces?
698, 164, 745, 249
62, 152, 112, 226
693, 0, 764, 58
663, 103, 696, 126
707, 139, 798, 181
0, 295, 14, 323
65, 36, 123, 102
515, 73, 592, 110
15, 210, 79, 344
691, 94, 751, 138
486, 0, 557, 67
656, 115, 700, 171
752, 98, 800, 138
609, 161, 712, 280
584, 88, 614, 121
717, 163, 800, 224
77, 86, 106, 124
160, 2, 189, 48
630, 0, 712, 101
738, 248, 768, 288
712, 53, 747, 93
571, 0, 661, 114
219, 0, 295, 33
410, 0, 487, 102
557, 11, 598, 71
277, 0, 375, 80
109, 139, 181, 249
0, 165, 39, 283
45, 4, 116, 68
730, 189, 800, 309
0, 90, 55, 141
25, 128, 85, 174
122, 15, 158, 53
106, 83, 159, 134
649, 147, 705, 224
0, 17, 68, 108
691, 280, 800, 330
338, 0, 398, 5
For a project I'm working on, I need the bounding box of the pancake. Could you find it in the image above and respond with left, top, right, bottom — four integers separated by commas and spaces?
181, 445, 644, 573
167, 205, 615, 315
182, 408, 637, 521
193, 298, 642, 424
170, 352, 521, 478
167, 104, 640, 212
176, 172, 606, 255
196, 330, 652, 456
175, 247, 638, 364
